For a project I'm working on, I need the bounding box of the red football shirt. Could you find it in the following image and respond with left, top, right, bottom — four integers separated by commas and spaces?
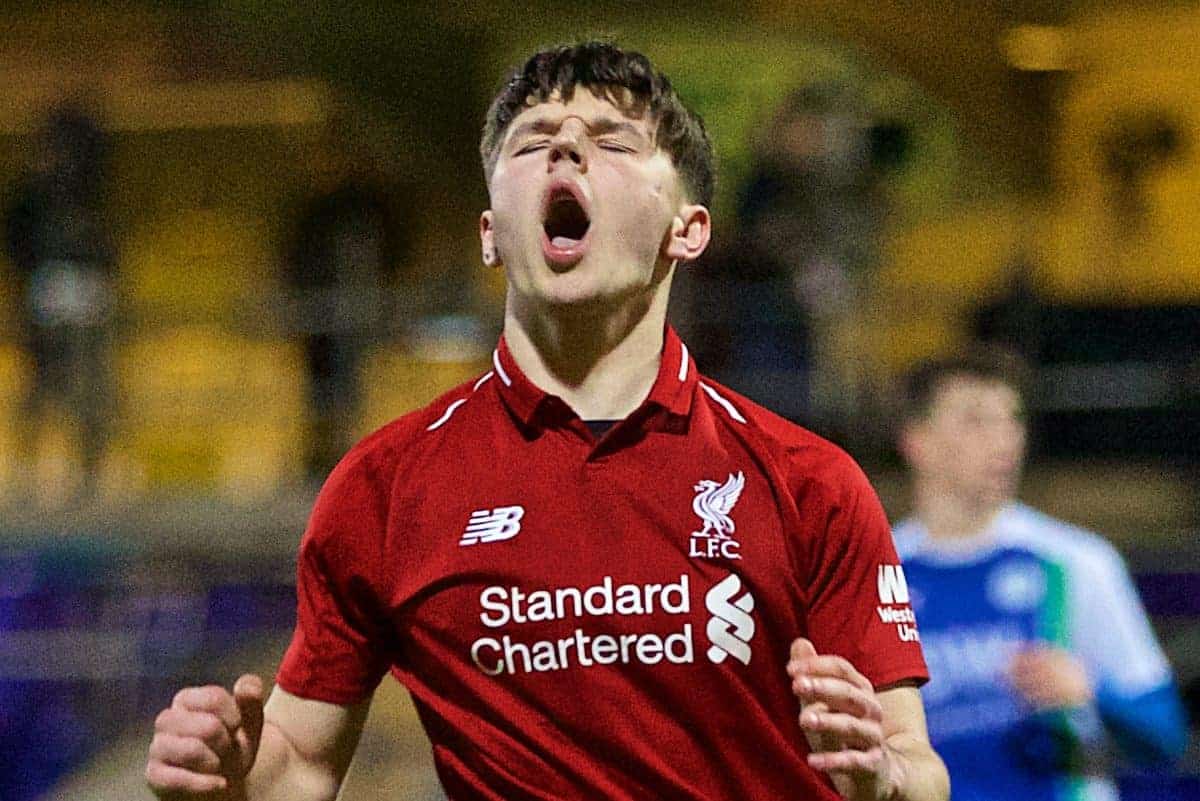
278, 326, 927, 800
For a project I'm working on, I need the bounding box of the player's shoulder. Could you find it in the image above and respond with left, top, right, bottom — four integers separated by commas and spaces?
996, 503, 1127, 574
296, 373, 492, 558
694, 376, 871, 493
302, 371, 494, 550
324, 371, 495, 490
890, 517, 925, 558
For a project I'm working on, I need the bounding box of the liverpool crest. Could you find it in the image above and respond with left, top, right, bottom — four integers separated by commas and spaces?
690, 472, 745, 559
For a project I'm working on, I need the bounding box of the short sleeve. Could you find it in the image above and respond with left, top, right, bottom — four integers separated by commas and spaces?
277, 453, 395, 705
802, 455, 929, 689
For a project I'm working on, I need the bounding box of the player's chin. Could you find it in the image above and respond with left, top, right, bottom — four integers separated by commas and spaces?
531, 275, 626, 311
541, 291, 622, 316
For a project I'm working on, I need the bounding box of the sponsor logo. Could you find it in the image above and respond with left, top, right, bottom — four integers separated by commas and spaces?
877, 564, 910, 604
877, 606, 917, 624
986, 561, 1046, 612
877, 564, 919, 642
468, 572, 758, 674
920, 623, 1026, 706
705, 573, 755, 665
470, 575, 693, 676
471, 626, 696, 676
477, 576, 690, 627
459, 506, 524, 546
689, 472, 745, 560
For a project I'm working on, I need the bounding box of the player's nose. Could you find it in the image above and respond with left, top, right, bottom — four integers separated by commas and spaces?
548, 129, 587, 172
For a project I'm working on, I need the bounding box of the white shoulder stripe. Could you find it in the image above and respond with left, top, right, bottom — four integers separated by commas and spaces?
678, 342, 689, 382
426, 398, 469, 431
492, 350, 513, 386
700, 382, 747, 424
427, 371, 493, 433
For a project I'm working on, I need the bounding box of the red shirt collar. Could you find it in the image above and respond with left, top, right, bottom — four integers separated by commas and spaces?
491, 325, 697, 431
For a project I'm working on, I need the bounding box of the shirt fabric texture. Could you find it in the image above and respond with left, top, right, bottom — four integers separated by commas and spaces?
278, 326, 928, 800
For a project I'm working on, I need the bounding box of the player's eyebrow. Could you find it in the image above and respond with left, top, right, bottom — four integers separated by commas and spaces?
507, 115, 647, 146
587, 117, 645, 140
506, 118, 556, 144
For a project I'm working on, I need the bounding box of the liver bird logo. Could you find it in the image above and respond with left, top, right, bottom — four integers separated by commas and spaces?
692, 471, 745, 539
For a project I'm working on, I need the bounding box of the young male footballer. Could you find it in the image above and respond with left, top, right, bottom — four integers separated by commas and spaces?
147, 41, 948, 801
894, 347, 1185, 800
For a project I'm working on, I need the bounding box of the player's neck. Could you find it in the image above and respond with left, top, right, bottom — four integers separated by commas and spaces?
911, 481, 1006, 542
502, 287, 669, 421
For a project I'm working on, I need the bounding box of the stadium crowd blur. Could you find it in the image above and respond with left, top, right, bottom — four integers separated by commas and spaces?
0, 5, 1197, 800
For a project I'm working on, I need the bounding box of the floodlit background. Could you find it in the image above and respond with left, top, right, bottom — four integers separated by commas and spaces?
0, 2, 1196, 799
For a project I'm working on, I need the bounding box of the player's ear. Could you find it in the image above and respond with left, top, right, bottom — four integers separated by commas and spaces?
480, 210, 501, 268
664, 204, 711, 263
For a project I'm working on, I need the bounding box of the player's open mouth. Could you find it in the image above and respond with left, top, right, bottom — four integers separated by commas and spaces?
541, 181, 591, 268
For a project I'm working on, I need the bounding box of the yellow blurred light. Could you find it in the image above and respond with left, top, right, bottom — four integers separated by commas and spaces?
1001, 25, 1071, 72
0, 76, 328, 134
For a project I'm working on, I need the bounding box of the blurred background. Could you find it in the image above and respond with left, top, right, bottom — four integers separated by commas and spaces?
0, 2, 1196, 799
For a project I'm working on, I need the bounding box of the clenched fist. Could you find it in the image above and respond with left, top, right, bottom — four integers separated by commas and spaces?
787, 638, 894, 800
1009, 646, 1093, 710
146, 674, 265, 799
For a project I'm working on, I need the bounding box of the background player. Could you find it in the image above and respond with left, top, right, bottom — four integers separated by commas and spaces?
893, 346, 1187, 800
146, 41, 948, 801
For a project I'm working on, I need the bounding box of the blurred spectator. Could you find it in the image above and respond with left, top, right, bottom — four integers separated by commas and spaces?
974, 251, 1043, 364
282, 150, 402, 481
4, 101, 117, 503
892, 345, 1188, 800
688, 83, 901, 437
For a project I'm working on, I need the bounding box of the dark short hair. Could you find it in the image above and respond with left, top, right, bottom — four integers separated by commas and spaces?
480, 40, 715, 208
898, 343, 1032, 424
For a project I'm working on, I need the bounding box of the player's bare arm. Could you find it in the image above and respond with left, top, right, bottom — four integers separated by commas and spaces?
787, 638, 949, 801
146, 675, 370, 801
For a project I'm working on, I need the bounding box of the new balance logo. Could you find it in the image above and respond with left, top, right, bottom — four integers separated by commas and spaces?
460, 506, 524, 546
877, 564, 910, 604
705, 573, 755, 665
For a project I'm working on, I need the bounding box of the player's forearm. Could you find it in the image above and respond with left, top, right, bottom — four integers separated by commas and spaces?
242, 720, 343, 801
1098, 684, 1188, 765
882, 732, 949, 801
816, 733, 948, 801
